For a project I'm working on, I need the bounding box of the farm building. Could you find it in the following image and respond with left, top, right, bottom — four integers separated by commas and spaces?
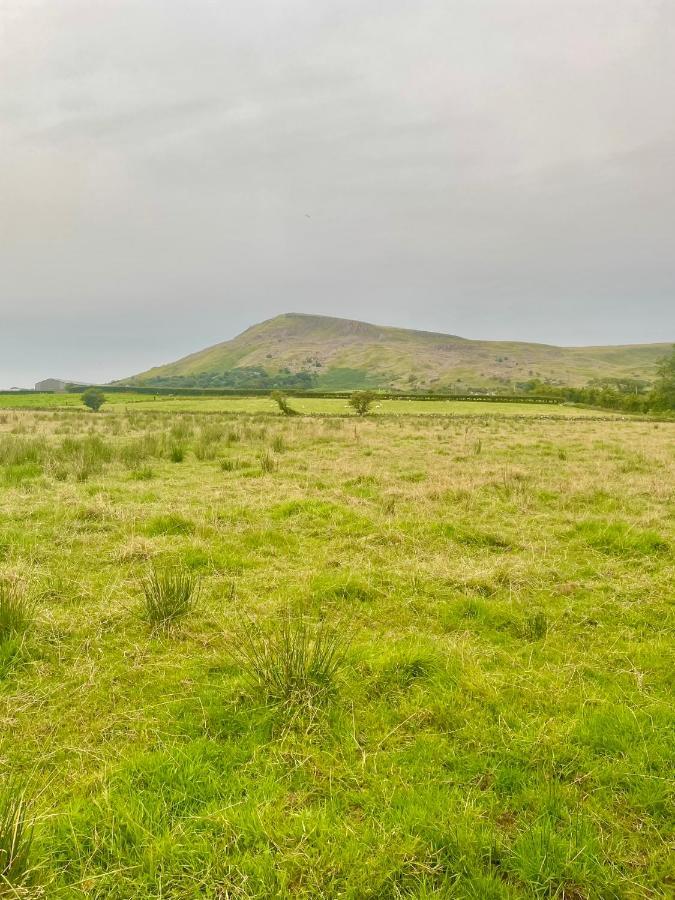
35, 378, 91, 392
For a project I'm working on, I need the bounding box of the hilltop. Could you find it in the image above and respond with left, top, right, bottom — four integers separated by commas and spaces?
122, 313, 670, 392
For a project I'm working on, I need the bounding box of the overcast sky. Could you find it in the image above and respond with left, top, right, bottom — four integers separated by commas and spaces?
1, 0, 674, 387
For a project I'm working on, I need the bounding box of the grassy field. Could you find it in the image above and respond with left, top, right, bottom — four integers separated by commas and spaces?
0, 392, 622, 418
0, 393, 152, 410
0, 406, 673, 897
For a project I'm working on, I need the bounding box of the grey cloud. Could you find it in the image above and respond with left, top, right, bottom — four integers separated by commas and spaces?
1, 0, 673, 387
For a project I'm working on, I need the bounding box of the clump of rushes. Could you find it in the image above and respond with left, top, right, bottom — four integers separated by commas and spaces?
0, 580, 34, 642
169, 445, 185, 463
271, 434, 285, 454
0, 779, 35, 892
258, 450, 277, 474
227, 613, 350, 716
141, 566, 199, 632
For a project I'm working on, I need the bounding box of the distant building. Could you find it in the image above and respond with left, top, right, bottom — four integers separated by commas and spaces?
34, 378, 92, 392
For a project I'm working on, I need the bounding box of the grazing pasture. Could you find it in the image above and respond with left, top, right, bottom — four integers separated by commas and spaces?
0, 390, 619, 417
0, 406, 672, 897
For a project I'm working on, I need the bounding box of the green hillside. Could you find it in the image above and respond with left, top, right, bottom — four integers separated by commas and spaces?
123, 313, 670, 391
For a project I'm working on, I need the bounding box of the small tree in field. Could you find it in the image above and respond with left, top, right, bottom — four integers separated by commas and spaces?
349, 390, 376, 416
82, 388, 106, 412
652, 345, 675, 410
270, 390, 297, 416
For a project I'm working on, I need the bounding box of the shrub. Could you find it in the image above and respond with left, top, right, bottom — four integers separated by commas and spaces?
0, 581, 34, 642
348, 390, 376, 416
81, 388, 106, 412
140, 566, 199, 631
0, 779, 35, 891
227, 613, 350, 714
270, 391, 297, 416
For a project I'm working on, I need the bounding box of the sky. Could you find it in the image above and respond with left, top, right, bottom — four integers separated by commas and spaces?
1, 0, 674, 388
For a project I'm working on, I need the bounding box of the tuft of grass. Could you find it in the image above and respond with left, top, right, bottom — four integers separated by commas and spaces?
507, 814, 604, 895
375, 645, 441, 694
0, 581, 34, 642
194, 441, 218, 461
220, 457, 243, 472
227, 613, 350, 714
0, 436, 44, 467
521, 609, 549, 640
573, 519, 668, 555
258, 450, 277, 474
140, 566, 200, 632
3, 463, 42, 487
0, 779, 35, 892
129, 466, 154, 481
437, 523, 512, 549
144, 514, 194, 537
312, 572, 376, 604
169, 445, 185, 463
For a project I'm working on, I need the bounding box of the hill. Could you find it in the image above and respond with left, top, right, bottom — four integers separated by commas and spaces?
122, 313, 670, 392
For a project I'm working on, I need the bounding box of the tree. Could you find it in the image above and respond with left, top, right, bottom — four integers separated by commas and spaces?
82, 388, 106, 412
652, 345, 675, 410
349, 390, 376, 416
270, 390, 297, 416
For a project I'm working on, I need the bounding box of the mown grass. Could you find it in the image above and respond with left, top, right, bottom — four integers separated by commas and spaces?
0, 407, 672, 897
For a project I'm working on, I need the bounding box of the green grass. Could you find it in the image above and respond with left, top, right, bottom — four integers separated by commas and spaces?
0, 391, 627, 417
0, 580, 34, 641
0, 407, 672, 897
0, 392, 152, 409
0, 778, 35, 892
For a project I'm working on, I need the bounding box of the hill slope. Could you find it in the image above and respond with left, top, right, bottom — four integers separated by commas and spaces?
123, 313, 670, 391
